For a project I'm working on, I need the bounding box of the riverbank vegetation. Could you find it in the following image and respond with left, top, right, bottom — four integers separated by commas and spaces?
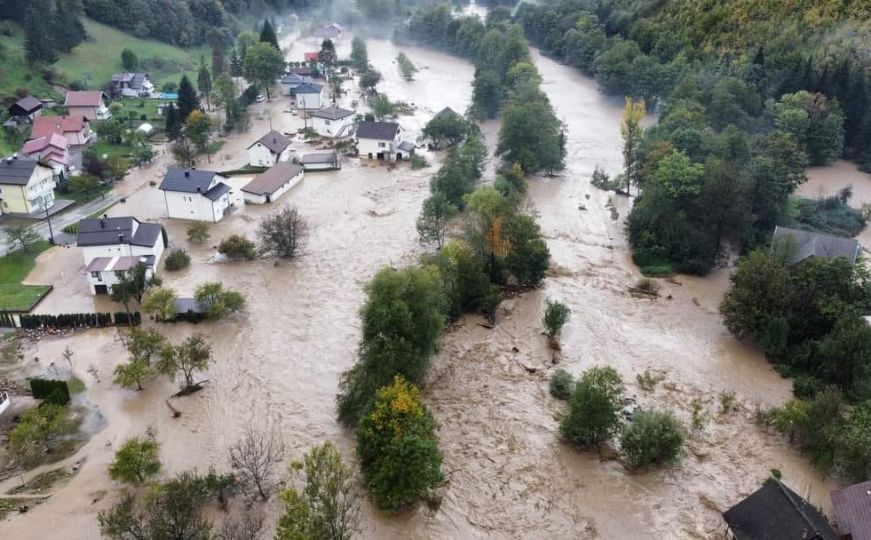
516, 0, 871, 275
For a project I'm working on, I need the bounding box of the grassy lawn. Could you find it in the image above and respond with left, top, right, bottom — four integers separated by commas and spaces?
0, 240, 53, 311
113, 98, 168, 123
57, 183, 112, 206
56, 19, 207, 90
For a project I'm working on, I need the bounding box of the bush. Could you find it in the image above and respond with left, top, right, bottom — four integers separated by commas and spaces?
30, 379, 70, 404
549, 369, 574, 400
218, 235, 257, 260
356, 376, 442, 511
164, 248, 191, 271
620, 410, 684, 468
410, 154, 429, 170
258, 208, 307, 259
194, 282, 245, 320
187, 222, 210, 244
543, 300, 570, 338
560, 366, 624, 446
114, 312, 141, 326
19, 313, 114, 329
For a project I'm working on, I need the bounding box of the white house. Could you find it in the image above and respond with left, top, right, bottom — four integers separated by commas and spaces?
280, 73, 314, 96
158, 168, 236, 222
247, 130, 293, 167
308, 106, 355, 138
241, 162, 304, 204
356, 122, 413, 161
313, 23, 343, 40
294, 83, 323, 110
75, 216, 166, 295
110, 73, 155, 98
0, 155, 55, 216
64, 91, 111, 120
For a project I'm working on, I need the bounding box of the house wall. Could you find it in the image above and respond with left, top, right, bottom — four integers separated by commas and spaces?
311, 115, 354, 138
297, 92, 322, 110
248, 143, 278, 167
68, 104, 110, 121
0, 165, 55, 214
358, 137, 398, 161
243, 170, 303, 204
87, 265, 157, 295
163, 190, 230, 222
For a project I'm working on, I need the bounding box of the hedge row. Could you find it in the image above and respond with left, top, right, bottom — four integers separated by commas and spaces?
19, 312, 140, 329
30, 379, 70, 405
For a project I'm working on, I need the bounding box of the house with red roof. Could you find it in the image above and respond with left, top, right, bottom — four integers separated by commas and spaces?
31, 115, 92, 146
63, 91, 111, 120
21, 133, 70, 180
304, 51, 320, 63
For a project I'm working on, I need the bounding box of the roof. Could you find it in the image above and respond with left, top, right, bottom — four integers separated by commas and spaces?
31, 115, 87, 138
64, 91, 106, 107
76, 216, 163, 248
313, 24, 342, 38
203, 182, 231, 201
302, 151, 337, 164
308, 105, 355, 121
242, 162, 304, 195
280, 73, 314, 85
86, 255, 154, 273
9, 95, 43, 115
248, 130, 291, 154
288, 66, 313, 76
112, 73, 150, 89
772, 226, 861, 266
0, 156, 40, 185
356, 121, 400, 140
304, 52, 320, 62
294, 83, 323, 94
831, 481, 871, 540
433, 106, 460, 120
21, 133, 68, 155
723, 479, 838, 540
398, 141, 415, 152
159, 168, 220, 194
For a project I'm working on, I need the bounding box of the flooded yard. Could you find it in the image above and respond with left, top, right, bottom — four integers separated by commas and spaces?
0, 32, 843, 540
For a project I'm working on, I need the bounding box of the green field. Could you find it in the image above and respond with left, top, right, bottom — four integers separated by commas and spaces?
56, 19, 207, 90
0, 240, 53, 311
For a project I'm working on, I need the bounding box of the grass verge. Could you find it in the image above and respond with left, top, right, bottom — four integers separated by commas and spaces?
0, 240, 53, 311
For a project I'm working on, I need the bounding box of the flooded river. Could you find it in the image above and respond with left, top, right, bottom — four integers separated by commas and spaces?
2, 27, 839, 540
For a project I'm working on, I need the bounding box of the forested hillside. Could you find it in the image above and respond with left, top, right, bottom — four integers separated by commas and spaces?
516, 0, 871, 274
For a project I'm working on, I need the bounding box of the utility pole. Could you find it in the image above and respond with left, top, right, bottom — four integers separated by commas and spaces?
42, 196, 54, 245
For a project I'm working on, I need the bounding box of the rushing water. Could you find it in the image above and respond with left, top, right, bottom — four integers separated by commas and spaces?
2, 31, 839, 540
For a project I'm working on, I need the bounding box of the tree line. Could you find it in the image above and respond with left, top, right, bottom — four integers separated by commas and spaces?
514, 0, 871, 275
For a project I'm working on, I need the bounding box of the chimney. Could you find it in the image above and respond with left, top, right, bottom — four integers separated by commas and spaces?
12, 153, 17, 160
196, 186, 201, 193
184, 170, 190, 177
103, 214, 108, 219
100, 218, 105, 229
118, 233, 125, 242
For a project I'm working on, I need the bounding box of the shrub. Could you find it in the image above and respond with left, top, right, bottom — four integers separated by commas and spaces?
187, 222, 210, 244
29, 379, 70, 404
258, 208, 307, 259
543, 300, 570, 338
109, 434, 161, 484
218, 235, 257, 260
620, 410, 684, 468
164, 248, 191, 271
410, 154, 428, 170
560, 366, 624, 446
194, 282, 245, 320
356, 376, 442, 511
549, 369, 574, 400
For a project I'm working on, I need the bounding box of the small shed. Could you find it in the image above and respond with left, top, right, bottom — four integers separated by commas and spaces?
136, 123, 154, 135
301, 151, 340, 171
241, 162, 304, 204
772, 226, 861, 266
723, 479, 838, 540
831, 481, 871, 540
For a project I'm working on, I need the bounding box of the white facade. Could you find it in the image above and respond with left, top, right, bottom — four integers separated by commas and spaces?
297, 91, 322, 110
247, 143, 293, 167
80, 240, 165, 269
163, 189, 233, 222
86, 258, 158, 295
311, 115, 354, 138
242, 170, 303, 205
358, 130, 404, 161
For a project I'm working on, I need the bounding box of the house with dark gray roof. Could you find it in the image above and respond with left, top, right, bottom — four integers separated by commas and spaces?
242, 162, 304, 204
772, 226, 861, 266
159, 168, 236, 222
6, 95, 43, 126
831, 481, 871, 540
356, 121, 413, 162
280, 73, 315, 96
0, 155, 56, 216
247, 130, 293, 167
309, 106, 356, 138
293, 83, 323, 110
110, 73, 155, 98
723, 478, 838, 540
76, 216, 166, 295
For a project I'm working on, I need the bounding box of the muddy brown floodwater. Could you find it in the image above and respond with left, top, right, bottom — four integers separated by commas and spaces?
2, 30, 839, 540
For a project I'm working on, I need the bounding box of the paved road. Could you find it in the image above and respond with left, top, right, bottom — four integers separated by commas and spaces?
0, 193, 121, 256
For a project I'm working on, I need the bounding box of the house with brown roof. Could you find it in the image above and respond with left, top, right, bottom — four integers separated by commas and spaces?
20, 133, 70, 180
831, 481, 871, 540
5, 95, 43, 126
31, 115, 92, 146
247, 130, 293, 167
63, 91, 111, 120
241, 162, 304, 204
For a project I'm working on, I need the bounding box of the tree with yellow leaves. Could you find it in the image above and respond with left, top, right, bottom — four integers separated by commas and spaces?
356, 376, 443, 511
620, 96, 646, 195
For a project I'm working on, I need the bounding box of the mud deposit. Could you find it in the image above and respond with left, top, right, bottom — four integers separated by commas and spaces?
1, 33, 838, 540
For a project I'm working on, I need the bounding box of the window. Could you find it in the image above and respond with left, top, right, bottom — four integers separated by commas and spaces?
90, 271, 100, 279
114, 270, 125, 278
378, 142, 386, 148
325, 120, 331, 125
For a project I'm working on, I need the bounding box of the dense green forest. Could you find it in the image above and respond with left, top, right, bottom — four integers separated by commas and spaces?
514, 0, 871, 274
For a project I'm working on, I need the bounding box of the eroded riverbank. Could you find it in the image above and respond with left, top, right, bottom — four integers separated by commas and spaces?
1, 34, 840, 540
